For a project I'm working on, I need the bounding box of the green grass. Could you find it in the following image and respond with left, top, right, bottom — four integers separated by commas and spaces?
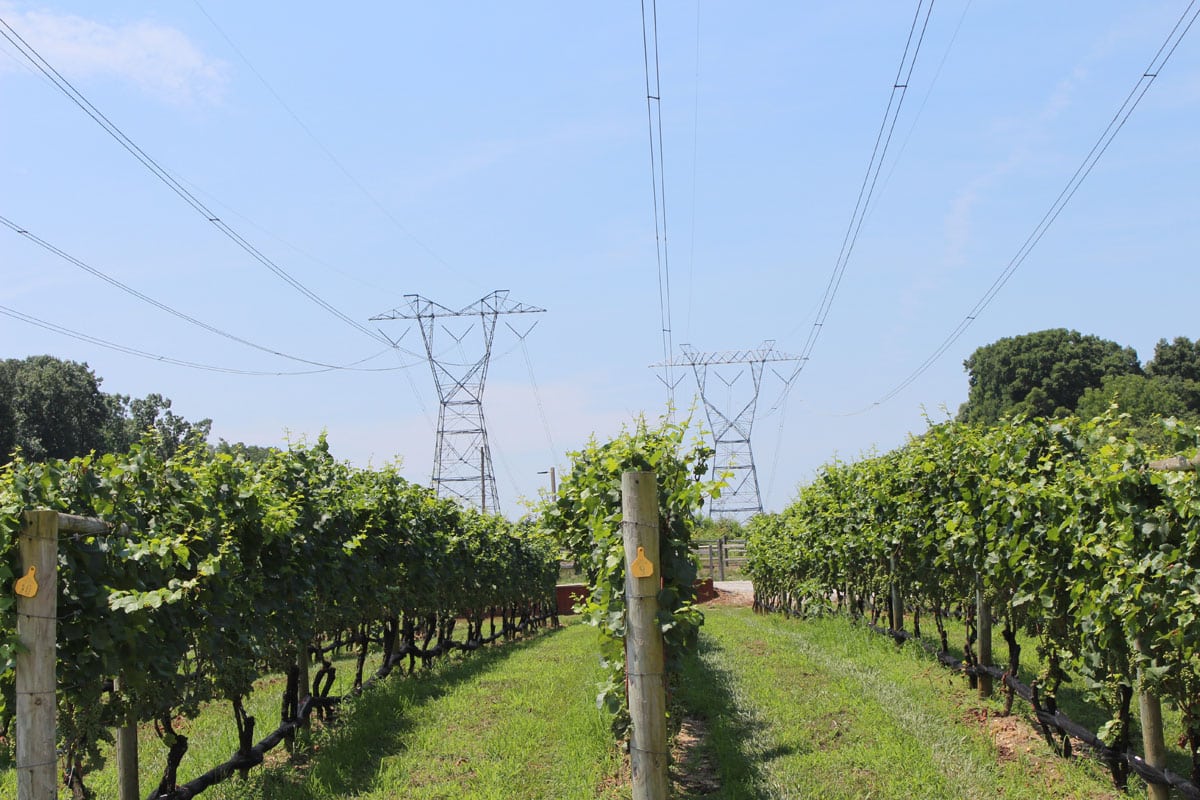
1, 620, 626, 800
900, 607, 1194, 789
673, 607, 1122, 799
5, 607, 1175, 799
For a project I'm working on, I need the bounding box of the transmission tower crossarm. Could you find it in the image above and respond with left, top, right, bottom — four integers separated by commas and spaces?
370, 289, 546, 321
654, 340, 802, 520
651, 340, 801, 368
370, 290, 545, 512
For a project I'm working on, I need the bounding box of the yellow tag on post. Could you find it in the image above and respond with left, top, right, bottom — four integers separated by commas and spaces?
630, 546, 654, 578
15, 565, 38, 598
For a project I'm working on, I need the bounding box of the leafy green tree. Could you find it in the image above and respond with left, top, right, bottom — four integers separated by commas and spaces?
1146, 336, 1200, 383
1076, 373, 1199, 451
958, 329, 1141, 425
0, 356, 211, 463
1076, 373, 1193, 421
694, 515, 745, 540
0, 386, 13, 462
108, 392, 212, 457
213, 438, 278, 464
0, 355, 112, 461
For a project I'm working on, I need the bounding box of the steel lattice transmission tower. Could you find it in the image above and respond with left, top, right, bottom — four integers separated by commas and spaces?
656, 341, 801, 518
372, 290, 544, 511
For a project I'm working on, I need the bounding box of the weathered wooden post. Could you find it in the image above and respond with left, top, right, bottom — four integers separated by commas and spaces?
16, 510, 58, 800
977, 577, 993, 698
114, 674, 139, 800
717, 535, 726, 581
1137, 455, 1200, 800
888, 551, 904, 632
622, 471, 667, 800
1135, 634, 1169, 800
297, 642, 311, 712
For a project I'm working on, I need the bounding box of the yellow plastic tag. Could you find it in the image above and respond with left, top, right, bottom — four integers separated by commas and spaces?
630, 547, 654, 578
15, 565, 38, 598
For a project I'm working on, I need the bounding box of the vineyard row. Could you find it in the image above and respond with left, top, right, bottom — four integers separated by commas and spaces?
0, 434, 559, 798
746, 413, 1200, 792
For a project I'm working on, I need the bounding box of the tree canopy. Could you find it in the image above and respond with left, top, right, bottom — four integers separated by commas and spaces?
958, 329, 1141, 425
1146, 336, 1200, 382
959, 331, 1200, 441
0, 355, 115, 460
0, 355, 211, 463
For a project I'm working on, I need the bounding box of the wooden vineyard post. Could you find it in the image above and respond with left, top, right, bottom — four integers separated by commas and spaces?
1135, 636, 1169, 800
888, 551, 904, 632
1139, 455, 1196, 800
114, 674, 139, 800
16, 510, 58, 800
622, 471, 667, 800
977, 577, 993, 698
298, 642, 311, 721
1139, 688, 1169, 800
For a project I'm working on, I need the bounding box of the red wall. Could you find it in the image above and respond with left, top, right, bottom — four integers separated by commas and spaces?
556, 578, 717, 615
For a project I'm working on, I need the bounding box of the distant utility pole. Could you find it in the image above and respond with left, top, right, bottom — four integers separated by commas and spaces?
655, 341, 800, 518
372, 290, 544, 511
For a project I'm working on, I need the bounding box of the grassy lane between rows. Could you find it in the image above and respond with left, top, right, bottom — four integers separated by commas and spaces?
675, 607, 1121, 800
2, 619, 628, 800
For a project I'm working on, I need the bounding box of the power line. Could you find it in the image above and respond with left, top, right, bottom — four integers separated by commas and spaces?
762, 0, 935, 427
871, 0, 974, 210
641, 0, 680, 404
856, 0, 1200, 413
755, 0, 936, 507
169, 171, 403, 299
507, 321, 559, 465
784, 0, 936, 360
0, 303, 396, 376
684, 0, 701, 342
1, 214, 405, 373
189, 0, 463, 283
0, 14, 389, 347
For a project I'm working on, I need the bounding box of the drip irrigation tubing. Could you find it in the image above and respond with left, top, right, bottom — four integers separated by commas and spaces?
866, 622, 1200, 799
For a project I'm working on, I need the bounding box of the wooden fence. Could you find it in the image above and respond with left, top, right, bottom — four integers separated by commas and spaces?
692, 537, 746, 580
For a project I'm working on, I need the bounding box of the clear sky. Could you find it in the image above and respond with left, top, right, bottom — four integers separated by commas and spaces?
2, 1, 1198, 518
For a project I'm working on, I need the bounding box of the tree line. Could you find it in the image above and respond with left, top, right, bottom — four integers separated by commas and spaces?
0, 355, 269, 463
959, 330, 1200, 440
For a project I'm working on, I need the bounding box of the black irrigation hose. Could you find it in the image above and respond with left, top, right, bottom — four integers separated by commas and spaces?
866, 623, 1200, 800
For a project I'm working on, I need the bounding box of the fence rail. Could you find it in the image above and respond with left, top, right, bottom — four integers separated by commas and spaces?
691, 537, 746, 579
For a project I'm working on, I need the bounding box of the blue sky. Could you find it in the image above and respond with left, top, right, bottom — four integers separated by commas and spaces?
2, 1, 1198, 517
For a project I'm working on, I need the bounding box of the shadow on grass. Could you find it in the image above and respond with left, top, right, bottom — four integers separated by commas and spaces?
674, 631, 790, 800
241, 626, 568, 799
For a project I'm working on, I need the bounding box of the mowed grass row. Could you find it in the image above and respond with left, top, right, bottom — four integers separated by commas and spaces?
4, 606, 1144, 799
675, 606, 1121, 800
2, 619, 627, 800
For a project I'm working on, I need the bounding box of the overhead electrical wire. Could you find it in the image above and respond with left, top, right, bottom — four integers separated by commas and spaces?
170, 171, 402, 299
189, 0, 462, 286
762, 0, 937, 505
782, 0, 936, 365
505, 321, 559, 465
641, 0, 678, 402
0, 14, 390, 348
0, 304, 395, 376
871, 0, 974, 210
684, 0, 701, 342
1, 214, 417, 372
853, 0, 1200, 414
